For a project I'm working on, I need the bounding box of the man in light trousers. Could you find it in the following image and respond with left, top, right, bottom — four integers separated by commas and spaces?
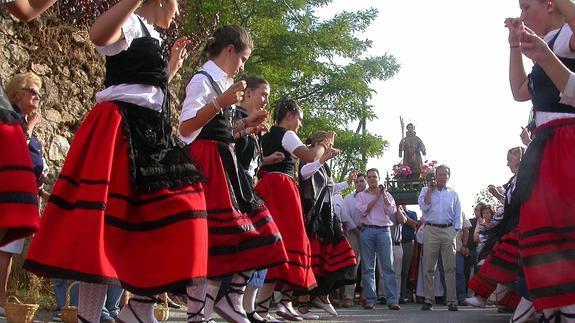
418, 165, 462, 311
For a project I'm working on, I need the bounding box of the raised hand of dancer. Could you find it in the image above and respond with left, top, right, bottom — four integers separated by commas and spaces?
319, 146, 339, 164
504, 17, 524, 47
245, 110, 269, 127
168, 36, 191, 82
520, 26, 572, 93
325, 131, 335, 146
218, 80, 246, 107
519, 26, 554, 62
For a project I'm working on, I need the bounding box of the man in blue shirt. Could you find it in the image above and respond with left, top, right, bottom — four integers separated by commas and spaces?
418, 165, 461, 311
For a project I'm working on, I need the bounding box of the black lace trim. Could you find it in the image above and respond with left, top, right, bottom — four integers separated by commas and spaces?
116, 101, 205, 193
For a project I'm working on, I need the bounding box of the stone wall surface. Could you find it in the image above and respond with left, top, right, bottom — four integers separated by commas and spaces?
1, 11, 106, 186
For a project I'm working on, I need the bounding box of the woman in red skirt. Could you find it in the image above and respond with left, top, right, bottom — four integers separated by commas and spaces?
0, 88, 39, 246
466, 147, 525, 319
179, 26, 288, 323
0, 0, 59, 249
24, 1, 209, 322
254, 98, 329, 321
506, 0, 575, 320
296, 131, 357, 319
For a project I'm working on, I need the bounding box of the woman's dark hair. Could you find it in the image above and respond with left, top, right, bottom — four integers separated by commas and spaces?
273, 97, 302, 125
205, 25, 253, 58
242, 76, 268, 91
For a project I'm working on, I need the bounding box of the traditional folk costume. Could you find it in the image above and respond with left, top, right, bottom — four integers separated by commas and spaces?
181, 64, 287, 277
254, 126, 317, 290
180, 63, 288, 321
24, 14, 208, 306
232, 107, 268, 290
0, 90, 39, 246
298, 161, 356, 295
467, 176, 521, 310
514, 25, 575, 317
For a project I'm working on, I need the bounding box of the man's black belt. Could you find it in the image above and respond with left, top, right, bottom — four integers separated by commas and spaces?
426, 222, 453, 228
392, 241, 401, 246
362, 224, 389, 229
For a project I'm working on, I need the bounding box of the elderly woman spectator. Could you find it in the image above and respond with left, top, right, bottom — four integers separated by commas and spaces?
0, 72, 47, 316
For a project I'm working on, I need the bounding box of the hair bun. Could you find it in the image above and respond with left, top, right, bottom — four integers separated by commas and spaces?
204, 36, 216, 52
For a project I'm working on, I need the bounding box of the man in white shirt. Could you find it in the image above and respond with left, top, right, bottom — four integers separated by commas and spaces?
340, 173, 366, 307
418, 165, 462, 311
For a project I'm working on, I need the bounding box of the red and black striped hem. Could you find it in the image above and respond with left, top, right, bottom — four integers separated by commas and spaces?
23, 260, 206, 296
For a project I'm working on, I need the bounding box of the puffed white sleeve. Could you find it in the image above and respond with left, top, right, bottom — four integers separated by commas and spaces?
178, 74, 214, 144
281, 130, 305, 156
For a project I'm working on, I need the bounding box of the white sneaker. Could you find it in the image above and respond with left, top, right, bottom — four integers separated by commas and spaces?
295, 308, 320, 320
312, 298, 338, 317
465, 296, 486, 308
0, 306, 5, 317
510, 298, 535, 323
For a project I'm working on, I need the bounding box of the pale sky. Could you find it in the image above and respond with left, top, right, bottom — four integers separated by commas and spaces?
318, 0, 532, 213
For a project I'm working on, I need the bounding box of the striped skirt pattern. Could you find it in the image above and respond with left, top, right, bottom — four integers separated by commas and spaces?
188, 140, 288, 278
519, 118, 575, 310
24, 102, 208, 295
0, 122, 39, 245
255, 172, 317, 290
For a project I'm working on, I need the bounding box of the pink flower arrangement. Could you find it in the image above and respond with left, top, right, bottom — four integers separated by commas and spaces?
420, 160, 438, 179
392, 162, 412, 179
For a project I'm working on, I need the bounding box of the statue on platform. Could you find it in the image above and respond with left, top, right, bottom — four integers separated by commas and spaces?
398, 123, 426, 177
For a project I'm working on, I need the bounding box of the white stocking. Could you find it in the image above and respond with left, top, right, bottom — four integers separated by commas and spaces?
78, 282, 107, 323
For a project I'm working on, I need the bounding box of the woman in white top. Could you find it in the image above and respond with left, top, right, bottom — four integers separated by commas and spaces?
506, 0, 575, 320
254, 98, 329, 321
296, 131, 357, 319
179, 25, 288, 323
24, 1, 209, 322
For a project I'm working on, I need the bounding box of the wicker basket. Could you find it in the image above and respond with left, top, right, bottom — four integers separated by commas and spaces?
61, 281, 79, 323
5, 295, 39, 323
154, 293, 170, 321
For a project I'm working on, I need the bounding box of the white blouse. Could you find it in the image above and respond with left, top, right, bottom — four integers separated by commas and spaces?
179, 60, 234, 144
538, 24, 575, 126
95, 14, 164, 111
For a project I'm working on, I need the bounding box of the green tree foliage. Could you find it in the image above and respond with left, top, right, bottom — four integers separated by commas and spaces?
474, 187, 502, 208
183, 0, 400, 179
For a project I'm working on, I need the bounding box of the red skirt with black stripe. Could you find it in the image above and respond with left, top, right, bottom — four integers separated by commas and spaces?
24, 102, 208, 295
310, 237, 356, 278
187, 140, 287, 278
519, 118, 575, 310
469, 229, 520, 298
0, 122, 39, 246
469, 229, 520, 308
309, 236, 356, 294
255, 172, 316, 290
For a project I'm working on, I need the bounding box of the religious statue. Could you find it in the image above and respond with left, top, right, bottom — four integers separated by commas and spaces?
398, 123, 426, 177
